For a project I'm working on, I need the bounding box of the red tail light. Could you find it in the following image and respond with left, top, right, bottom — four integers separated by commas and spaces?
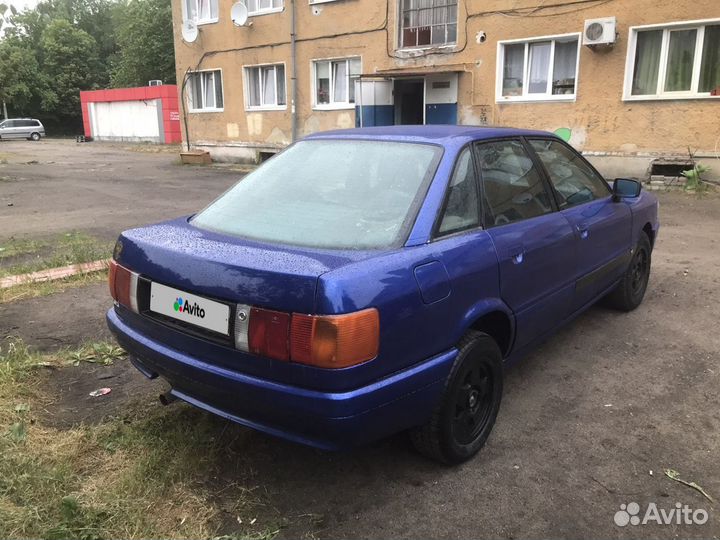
248, 307, 290, 361
109, 260, 139, 313
235, 304, 379, 369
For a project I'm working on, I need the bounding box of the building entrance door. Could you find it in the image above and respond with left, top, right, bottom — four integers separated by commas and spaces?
394, 79, 424, 125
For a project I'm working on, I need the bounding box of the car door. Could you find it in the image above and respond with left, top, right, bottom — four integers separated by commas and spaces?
17, 120, 32, 138
528, 138, 632, 310
475, 138, 577, 351
1, 120, 18, 138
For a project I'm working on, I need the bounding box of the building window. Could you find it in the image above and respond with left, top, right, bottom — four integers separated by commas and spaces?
497, 34, 580, 102
244, 64, 286, 109
188, 70, 224, 111
625, 20, 720, 99
313, 58, 361, 108
184, 0, 218, 23
400, 0, 457, 49
244, 0, 283, 15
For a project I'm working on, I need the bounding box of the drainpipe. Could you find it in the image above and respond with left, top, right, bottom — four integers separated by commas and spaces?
290, 0, 298, 142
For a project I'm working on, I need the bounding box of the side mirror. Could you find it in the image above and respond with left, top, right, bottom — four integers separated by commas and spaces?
613, 178, 642, 201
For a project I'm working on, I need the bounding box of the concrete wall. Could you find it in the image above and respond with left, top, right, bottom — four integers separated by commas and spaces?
172, 0, 720, 169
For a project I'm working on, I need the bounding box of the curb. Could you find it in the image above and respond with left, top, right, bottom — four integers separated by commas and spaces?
0, 259, 110, 289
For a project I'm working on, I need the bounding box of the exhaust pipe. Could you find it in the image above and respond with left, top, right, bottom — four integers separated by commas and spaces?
159, 391, 177, 406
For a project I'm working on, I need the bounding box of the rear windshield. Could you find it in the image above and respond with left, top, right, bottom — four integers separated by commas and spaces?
191, 139, 442, 249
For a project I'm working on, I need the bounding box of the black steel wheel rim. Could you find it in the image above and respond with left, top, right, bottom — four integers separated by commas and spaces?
451, 362, 494, 445
630, 248, 649, 295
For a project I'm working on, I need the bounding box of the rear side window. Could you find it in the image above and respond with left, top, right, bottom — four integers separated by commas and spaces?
529, 139, 609, 208
475, 140, 554, 227
437, 148, 480, 236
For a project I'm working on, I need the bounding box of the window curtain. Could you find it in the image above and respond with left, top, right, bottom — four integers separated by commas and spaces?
665, 29, 697, 92
528, 41, 551, 93
552, 39, 578, 94
198, 0, 211, 20
203, 72, 214, 108
189, 74, 202, 108
502, 44, 524, 96
262, 67, 276, 105
700, 25, 720, 93
185, 0, 197, 20
214, 72, 223, 108
316, 62, 330, 104
348, 58, 361, 103
632, 30, 662, 95
333, 61, 348, 102
247, 69, 260, 107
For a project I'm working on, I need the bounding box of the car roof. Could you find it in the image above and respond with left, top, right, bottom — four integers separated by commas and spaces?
304, 125, 555, 145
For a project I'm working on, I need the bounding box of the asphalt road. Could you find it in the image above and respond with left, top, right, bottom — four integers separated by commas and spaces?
1, 139, 718, 539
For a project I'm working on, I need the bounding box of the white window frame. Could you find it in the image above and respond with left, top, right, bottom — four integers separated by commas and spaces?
243, 63, 287, 111
496, 33, 581, 103
623, 18, 720, 101
312, 57, 361, 110
244, 0, 284, 17
183, 0, 219, 25
398, 0, 458, 51
309, 0, 338, 4
187, 69, 224, 113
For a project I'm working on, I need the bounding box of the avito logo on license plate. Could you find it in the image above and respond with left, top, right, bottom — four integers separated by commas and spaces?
150, 282, 230, 335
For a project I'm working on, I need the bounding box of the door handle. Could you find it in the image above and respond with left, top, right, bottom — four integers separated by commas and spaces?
577, 223, 589, 239
512, 250, 525, 264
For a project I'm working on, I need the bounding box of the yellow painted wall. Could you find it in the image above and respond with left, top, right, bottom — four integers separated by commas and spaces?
172, 0, 720, 156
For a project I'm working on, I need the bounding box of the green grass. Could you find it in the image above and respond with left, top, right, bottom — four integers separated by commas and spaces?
0, 271, 107, 304
0, 338, 280, 540
0, 232, 112, 278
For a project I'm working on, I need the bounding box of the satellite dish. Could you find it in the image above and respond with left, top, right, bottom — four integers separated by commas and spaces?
181, 19, 198, 43
231, 2, 249, 26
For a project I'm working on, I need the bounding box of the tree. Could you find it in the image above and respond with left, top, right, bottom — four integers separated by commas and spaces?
111, 0, 176, 87
0, 40, 45, 116
40, 19, 101, 119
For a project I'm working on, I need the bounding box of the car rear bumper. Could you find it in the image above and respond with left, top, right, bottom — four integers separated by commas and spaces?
107, 307, 456, 450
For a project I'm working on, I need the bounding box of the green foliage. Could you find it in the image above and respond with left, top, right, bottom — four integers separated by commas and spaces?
0, 0, 174, 132
0, 41, 44, 114
40, 20, 102, 117
681, 163, 711, 191
111, 0, 176, 87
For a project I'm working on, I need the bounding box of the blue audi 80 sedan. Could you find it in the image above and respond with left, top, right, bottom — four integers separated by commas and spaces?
107, 126, 659, 463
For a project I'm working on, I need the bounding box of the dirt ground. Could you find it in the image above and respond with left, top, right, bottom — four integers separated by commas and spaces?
0, 139, 237, 243
1, 139, 719, 539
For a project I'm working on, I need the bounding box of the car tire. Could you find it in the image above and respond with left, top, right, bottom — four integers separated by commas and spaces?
410, 330, 503, 464
30, 132, 41, 141
606, 232, 652, 312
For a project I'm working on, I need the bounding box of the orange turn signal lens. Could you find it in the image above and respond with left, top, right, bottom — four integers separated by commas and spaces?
290, 308, 379, 369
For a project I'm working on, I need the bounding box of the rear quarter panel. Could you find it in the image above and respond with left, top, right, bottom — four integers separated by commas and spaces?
316, 229, 503, 386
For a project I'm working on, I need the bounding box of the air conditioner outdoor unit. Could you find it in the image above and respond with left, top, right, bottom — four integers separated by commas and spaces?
583, 17, 617, 46
148, 80, 163, 86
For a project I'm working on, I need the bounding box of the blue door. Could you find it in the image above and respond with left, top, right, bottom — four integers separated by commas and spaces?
527, 139, 632, 310
475, 139, 577, 350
